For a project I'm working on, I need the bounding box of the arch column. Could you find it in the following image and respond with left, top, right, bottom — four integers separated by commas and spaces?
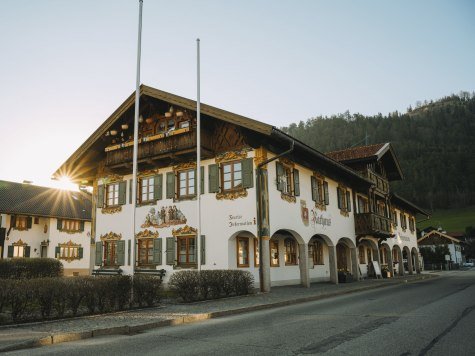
298, 243, 310, 288
386, 247, 394, 277
412, 248, 421, 274
350, 247, 360, 281
407, 249, 414, 275
328, 245, 338, 284
260, 236, 271, 292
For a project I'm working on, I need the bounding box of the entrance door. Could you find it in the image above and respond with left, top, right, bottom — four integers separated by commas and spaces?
40, 245, 47, 258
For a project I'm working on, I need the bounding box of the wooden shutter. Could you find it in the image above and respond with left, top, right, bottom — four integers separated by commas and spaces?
95, 242, 103, 266
154, 174, 163, 200
55, 246, 60, 258
129, 179, 132, 204
7, 246, 13, 258
24, 246, 30, 257
323, 182, 329, 205
166, 237, 175, 265
153, 238, 162, 265
293, 169, 300, 196
200, 166, 205, 194
276, 162, 284, 191
208, 164, 219, 193
78, 247, 84, 259
242, 158, 254, 188
346, 191, 351, 212
57, 219, 63, 230
118, 181, 127, 205
79, 221, 85, 231
166, 172, 175, 199
337, 188, 342, 209
97, 185, 104, 208
26, 217, 32, 229
311, 176, 317, 201
201, 235, 205, 265
117, 240, 125, 266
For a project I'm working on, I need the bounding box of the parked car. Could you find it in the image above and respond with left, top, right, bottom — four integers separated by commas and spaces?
462, 262, 474, 267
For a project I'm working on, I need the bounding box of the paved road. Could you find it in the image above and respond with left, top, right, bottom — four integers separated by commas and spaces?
8, 269, 475, 355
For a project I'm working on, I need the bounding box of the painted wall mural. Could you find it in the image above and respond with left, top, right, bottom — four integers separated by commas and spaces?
141, 206, 187, 228
310, 208, 332, 230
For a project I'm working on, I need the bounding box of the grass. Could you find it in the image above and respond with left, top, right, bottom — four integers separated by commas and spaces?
419, 206, 475, 233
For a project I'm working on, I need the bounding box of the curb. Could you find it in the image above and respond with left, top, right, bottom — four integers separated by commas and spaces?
0, 274, 436, 353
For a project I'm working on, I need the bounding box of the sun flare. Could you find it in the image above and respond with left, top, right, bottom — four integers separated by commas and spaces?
55, 176, 78, 191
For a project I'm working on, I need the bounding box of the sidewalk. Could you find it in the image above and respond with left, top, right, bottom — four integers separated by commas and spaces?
0, 273, 435, 352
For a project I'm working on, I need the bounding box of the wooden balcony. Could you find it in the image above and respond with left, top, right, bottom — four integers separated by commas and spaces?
364, 169, 389, 194
105, 129, 212, 167
355, 212, 392, 238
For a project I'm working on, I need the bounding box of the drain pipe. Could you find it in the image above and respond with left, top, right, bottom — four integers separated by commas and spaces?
257, 140, 295, 293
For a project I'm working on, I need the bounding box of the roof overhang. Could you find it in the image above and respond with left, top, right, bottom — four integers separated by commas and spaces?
418, 230, 461, 244
391, 193, 430, 217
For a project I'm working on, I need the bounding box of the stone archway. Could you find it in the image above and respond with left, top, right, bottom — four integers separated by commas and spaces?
411, 247, 421, 274
357, 238, 381, 278
402, 246, 413, 275
392, 245, 404, 276
309, 234, 334, 284
228, 230, 258, 270
336, 237, 359, 282
380, 243, 393, 277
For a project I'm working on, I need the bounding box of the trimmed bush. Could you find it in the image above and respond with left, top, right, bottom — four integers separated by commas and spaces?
169, 270, 254, 302
133, 275, 162, 307
0, 258, 63, 279
7, 279, 35, 322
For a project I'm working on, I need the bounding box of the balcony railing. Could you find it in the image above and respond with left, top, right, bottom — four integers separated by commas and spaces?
364, 169, 389, 194
355, 212, 392, 238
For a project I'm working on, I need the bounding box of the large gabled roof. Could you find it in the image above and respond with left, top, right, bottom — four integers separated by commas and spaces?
391, 193, 430, 217
326, 142, 404, 181
418, 229, 461, 244
0, 180, 91, 221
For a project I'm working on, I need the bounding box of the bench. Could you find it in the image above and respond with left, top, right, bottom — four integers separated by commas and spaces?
134, 269, 166, 281
92, 268, 123, 276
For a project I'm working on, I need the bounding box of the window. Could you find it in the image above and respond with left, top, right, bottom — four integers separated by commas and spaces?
140, 177, 155, 203
178, 169, 195, 199
13, 216, 31, 230
59, 244, 81, 260
60, 220, 81, 232
107, 183, 120, 206
236, 237, 249, 267
409, 216, 415, 232
312, 240, 324, 265
376, 201, 387, 217
104, 240, 118, 266
311, 176, 329, 207
138, 239, 154, 265
8, 240, 30, 258
392, 210, 398, 226
222, 161, 242, 191
359, 245, 366, 264
284, 238, 297, 265
270, 240, 279, 267
400, 212, 407, 230
276, 161, 299, 197
337, 186, 352, 214
177, 235, 196, 266
34, 217, 40, 224
13, 245, 25, 258
254, 238, 259, 267
357, 196, 369, 213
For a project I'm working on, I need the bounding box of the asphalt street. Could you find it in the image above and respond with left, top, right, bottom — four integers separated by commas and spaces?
8, 269, 475, 356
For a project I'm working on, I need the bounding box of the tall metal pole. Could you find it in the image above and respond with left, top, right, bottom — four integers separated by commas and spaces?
131, 0, 143, 275
196, 38, 201, 270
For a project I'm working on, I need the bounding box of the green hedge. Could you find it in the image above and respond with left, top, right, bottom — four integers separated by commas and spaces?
0, 275, 163, 324
168, 270, 254, 302
0, 258, 63, 279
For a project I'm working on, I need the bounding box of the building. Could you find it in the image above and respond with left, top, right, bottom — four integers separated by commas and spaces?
418, 229, 463, 268
0, 180, 92, 276
53, 85, 428, 287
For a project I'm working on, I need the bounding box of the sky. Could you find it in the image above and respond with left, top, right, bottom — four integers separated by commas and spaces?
0, 0, 474, 190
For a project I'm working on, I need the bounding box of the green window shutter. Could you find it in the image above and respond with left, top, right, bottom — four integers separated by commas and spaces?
323, 182, 329, 205
97, 185, 104, 208
154, 174, 163, 200
26, 217, 32, 229
166, 172, 175, 199
166, 237, 175, 265
55, 246, 60, 258
118, 181, 127, 205
311, 177, 317, 201
293, 169, 300, 196
201, 235, 205, 265
337, 188, 342, 209
117, 240, 125, 266
276, 162, 284, 191
95, 242, 103, 266
128, 239, 131, 266
208, 164, 219, 193
153, 238, 162, 265
79, 220, 85, 231
346, 191, 351, 212
57, 219, 63, 230
242, 158, 254, 189
78, 247, 84, 259
7, 246, 13, 258
193, 237, 198, 265
24, 246, 31, 257
200, 166, 205, 194
129, 179, 132, 204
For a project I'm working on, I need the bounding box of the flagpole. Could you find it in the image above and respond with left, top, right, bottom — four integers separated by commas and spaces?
196, 38, 201, 270
132, 0, 143, 276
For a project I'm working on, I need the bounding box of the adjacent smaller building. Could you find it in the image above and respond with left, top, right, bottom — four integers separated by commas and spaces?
418, 229, 463, 268
0, 180, 92, 276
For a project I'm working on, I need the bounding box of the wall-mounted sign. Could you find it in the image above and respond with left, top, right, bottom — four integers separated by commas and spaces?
228, 215, 256, 228
310, 208, 332, 230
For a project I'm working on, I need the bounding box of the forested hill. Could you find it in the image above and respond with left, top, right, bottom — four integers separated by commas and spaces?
282, 93, 475, 211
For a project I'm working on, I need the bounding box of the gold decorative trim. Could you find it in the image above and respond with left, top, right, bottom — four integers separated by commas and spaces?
101, 174, 123, 184
315, 202, 327, 211
58, 240, 82, 263
136, 229, 159, 239
12, 239, 27, 246
137, 169, 160, 178
215, 148, 250, 163
340, 210, 349, 217
173, 162, 196, 171
101, 206, 122, 214
281, 193, 296, 203
13, 226, 28, 231
313, 172, 325, 180
172, 225, 197, 236
254, 147, 268, 167
279, 157, 294, 168
216, 189, 248, 200
100, 232, 122, 241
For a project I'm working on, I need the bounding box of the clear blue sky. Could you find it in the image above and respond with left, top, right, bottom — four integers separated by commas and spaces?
0, 0, 474, 189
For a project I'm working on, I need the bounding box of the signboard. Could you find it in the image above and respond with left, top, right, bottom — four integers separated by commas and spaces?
445, 254, 451, 261
372, 261, 382, 279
